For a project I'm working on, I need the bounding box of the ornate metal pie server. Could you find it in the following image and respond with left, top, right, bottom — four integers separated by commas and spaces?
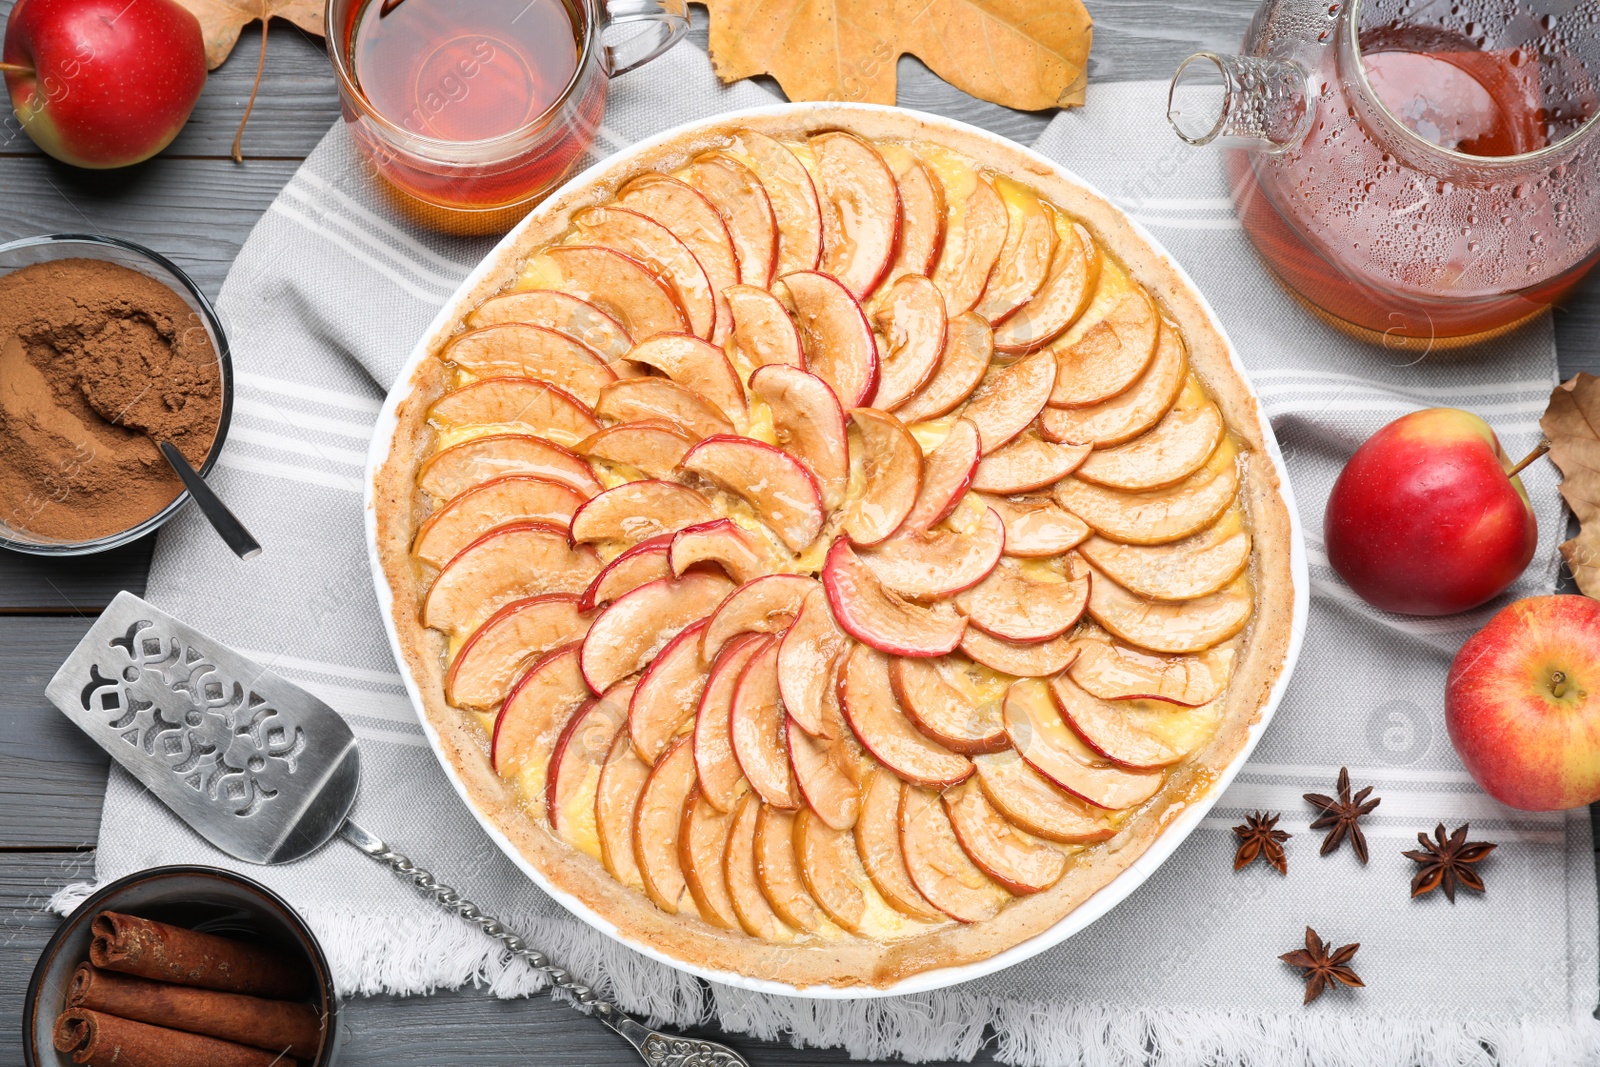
45, 591, 750, 1067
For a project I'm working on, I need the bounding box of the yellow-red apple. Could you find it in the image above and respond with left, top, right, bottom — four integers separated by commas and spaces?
1446, 596, 1600, 811
1325, 408, 1536, 615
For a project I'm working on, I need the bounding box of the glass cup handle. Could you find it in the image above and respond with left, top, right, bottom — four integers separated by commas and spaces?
601, 0, 689, 77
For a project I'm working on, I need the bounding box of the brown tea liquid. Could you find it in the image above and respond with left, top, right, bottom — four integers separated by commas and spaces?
350, 0, 582, 142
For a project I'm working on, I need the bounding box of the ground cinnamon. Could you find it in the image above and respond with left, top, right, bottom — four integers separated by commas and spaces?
0, 257, 221, 542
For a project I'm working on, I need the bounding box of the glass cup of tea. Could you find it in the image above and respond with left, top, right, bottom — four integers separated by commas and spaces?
325, 0, 687, 227
1168, 0, 1600, 348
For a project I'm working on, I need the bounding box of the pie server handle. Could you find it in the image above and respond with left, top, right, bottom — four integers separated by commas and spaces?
341, 821, 753, 1067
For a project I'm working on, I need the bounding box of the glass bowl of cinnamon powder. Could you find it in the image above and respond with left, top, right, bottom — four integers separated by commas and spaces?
0, 234, 232, 555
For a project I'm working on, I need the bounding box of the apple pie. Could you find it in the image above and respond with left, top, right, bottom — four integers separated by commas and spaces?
372, 109, 1296, 990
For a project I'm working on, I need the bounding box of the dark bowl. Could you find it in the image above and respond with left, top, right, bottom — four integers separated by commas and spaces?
23, 866, 341, 1066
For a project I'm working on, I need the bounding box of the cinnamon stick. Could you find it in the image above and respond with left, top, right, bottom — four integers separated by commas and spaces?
90, 911, 311, 999
53, 1008, 299, 1067
68, 963, 322, 1059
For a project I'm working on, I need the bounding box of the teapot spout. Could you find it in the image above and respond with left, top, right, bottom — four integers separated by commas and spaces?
1168, 52, 1314, 152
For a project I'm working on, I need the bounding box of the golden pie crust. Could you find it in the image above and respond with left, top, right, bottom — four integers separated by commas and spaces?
371, 107, 1296, 990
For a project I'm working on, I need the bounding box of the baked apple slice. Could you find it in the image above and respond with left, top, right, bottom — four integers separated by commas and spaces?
1039, 322, 1186, 446
1079, 516, 1251, 602
1053, 442, 1239, 545
573, 420, 697, 479
1083, 564, 1252, 654
428, 378, 600, 444
680, 788, 740, 930
955, 560, 1088, 643
570, 481, 718, 548
624, 334, 746, 424
419, 434, 602, 501
811, 130, 901, 299
747, 364, 850, 510
633, 735, 702, 916
992, 217, 1099, 353
777, 585, 848, 737
490, 643, 589, 778
887, 656, 1007, 755
977, 493, 1091, 557
617, 174, 739, 340
578, 534, 674, 612
1047, 281, 1160, 408
777, 271, 878, 409
754, 805, 831, 933
793, 808, 870, 932
901, 419, 981, 533
959, 349, 1058, 454
445, 593, 591, 710
1002, 679, 1164, 810
726, 285, 805, 370
840, 645, 973, 788
1075, 400, 1225, 492
842, 408, 922, 546
894, 312, 993, 425
942, 781, 1066, 894
959, 627, 1081, 678
970, 751, 1117, 844
1069, 638, 1233, 707
595, 728, 650, 890
730, 638, 803, 809
701, 574, 816, 661
547, 685, 632, 857
932, 175, 1009, 315
859, 506, 1005, 600
728, 129, 822, 276
975, 178, 1056, 326
521, 245, 688, 340
466, 289, 633, 360
629, 618, 711, 764
596, 377, 734, 439
823, 539, 967, 657
423, 522, 601, 637
788, 715, 861, 831
1049, 674, 1186, 769
899, 784, 1010, 923
854, 769, 943, 921
670, 519, 774, 585
970, 435, 1092, 494
571, 206, 716, 340
694, 633, 766, 812
682, 152, 779, 288
678, 436, 824, 553
869, 274, 948, 412
877, 143, 945, 280
443, 324, 616, 407
724, 793, 793, 940
579, 570, 735, 692
413, 476, 585, 568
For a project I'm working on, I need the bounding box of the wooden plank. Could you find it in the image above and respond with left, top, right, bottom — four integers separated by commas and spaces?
0, 536, 153, 613
0, 617, 108, 848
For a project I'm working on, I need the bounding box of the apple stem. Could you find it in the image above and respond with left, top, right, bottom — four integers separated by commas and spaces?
1552, 671, 1568, 699
1507, 439, 1551, 479
231, 19, 270, 164
0, 62, 35, 76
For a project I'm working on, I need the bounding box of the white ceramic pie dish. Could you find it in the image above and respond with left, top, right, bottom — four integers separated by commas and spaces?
364, 101, 1310, 1000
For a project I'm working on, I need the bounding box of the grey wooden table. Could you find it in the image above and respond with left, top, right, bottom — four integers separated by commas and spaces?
3, 3, 1599, 1063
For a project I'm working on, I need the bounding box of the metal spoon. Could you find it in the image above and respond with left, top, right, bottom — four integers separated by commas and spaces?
158, 441, 262, 559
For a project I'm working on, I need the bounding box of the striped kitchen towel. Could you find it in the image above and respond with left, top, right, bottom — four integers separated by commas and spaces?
55, 58, 1598, 1067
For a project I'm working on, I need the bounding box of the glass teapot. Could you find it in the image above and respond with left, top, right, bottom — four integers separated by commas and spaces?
1168, 0, 1600, 347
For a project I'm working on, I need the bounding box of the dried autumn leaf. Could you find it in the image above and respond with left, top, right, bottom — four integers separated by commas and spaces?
176, 0, 324, 70
1542, 372, 1600, 598
700, 0, 1092, 111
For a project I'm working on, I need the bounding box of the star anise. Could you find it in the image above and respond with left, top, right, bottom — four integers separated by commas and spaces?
1233, 811, 1291, 874
1279, 927, 1364, 1005
1304, 767, 1381, 863
1403, 822, 1496, 902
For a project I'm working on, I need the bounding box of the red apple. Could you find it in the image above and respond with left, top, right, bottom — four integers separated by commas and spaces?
1446, 596, 1600, 811
1325, 408, 1536, 615
3, 0, 206, 168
